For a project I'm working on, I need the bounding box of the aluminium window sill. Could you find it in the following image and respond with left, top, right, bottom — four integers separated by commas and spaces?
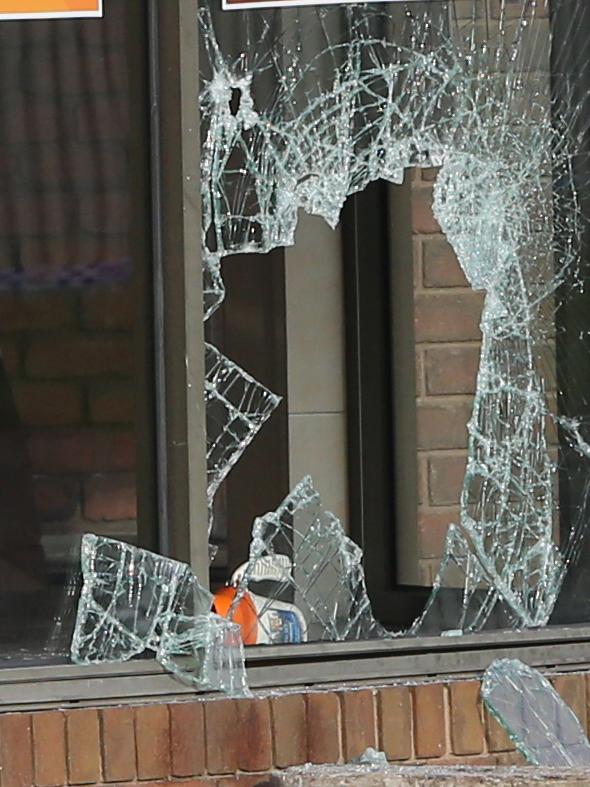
2, 624, 590, 710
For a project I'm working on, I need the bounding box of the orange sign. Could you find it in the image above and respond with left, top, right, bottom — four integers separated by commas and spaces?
0, 0, 102, 19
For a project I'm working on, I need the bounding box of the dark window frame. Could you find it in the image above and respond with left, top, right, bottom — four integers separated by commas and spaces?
342, 180, 430, 630
151, 0, 209, 580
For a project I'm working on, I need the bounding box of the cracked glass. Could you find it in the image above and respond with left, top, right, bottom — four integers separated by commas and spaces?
62, 0, 590, 692
71, 535, 249, 695
202, 0, 590, 644
7, 0, 586, 692
224, 477, 388, 643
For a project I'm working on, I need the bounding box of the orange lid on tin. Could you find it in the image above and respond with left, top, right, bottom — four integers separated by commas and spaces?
212, 585, 258, 645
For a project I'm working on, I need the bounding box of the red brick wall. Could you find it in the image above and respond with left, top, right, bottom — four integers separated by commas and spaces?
411, 168, 484, 585
2, 671, 588, 786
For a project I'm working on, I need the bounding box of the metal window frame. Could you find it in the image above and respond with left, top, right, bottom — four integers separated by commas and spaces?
4, 1, 590, 713
342, 180, 431, 630
151, 0, 209, 583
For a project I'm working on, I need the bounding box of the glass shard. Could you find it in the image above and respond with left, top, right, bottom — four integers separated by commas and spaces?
157, 613, 249, 697
228, 477, 389, 643
203, 250, 226, 322
71, 534, 206, 663
205, 343, 281, 516
351, 748, 389, 767
482, 659, 590, 767
71, 534, 248, 695
410, 147, 567, 632
200, 1, 590, 633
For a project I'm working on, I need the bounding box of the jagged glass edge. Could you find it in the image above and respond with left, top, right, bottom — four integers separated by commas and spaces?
481, 658, 590, 767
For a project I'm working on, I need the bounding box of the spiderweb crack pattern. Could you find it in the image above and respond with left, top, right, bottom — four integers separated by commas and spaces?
200, 0, 590, 634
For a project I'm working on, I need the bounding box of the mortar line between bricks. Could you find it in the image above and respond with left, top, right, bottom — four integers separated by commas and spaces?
165, 703, 172, 780
268, 698, 278, 768
476, 682, 490, 757
64, 714, 71, 785
417, 447, 470, 456
371, 689, 378, 754
412, 284, 479, 295
443, 684, 452, 758
98, 707, 106, 784
335, 692, 344, 764
410, 690, 419, 762
376, 689, 384, 755
416, 394, 475, 405
27, 713, 34, 787
31, 710, 39, 785
417, 340, 482, 349
202, 697, 210, 776
407, 684, 416, 761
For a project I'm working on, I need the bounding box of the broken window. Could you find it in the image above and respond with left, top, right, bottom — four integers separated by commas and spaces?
6, 0, 590, 696
62, 0, 590, 692
202, 0, 590, 645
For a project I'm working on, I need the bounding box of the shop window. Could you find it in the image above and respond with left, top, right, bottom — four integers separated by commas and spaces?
4, 0, 590, 698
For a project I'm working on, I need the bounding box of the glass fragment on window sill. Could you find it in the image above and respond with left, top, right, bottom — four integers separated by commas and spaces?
70, 534, 250, 696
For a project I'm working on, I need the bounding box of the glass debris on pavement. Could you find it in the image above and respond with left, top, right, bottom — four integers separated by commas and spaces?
482, 659, 590, 767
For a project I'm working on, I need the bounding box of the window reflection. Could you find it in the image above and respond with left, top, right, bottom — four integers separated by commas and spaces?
0, 0, 153, 665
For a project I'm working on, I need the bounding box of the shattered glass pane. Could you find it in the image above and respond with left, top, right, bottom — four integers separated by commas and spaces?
71, 535, 248, 695
200, 1, 590, 635
227, 477, 389, 643
205, 342, 281, 513
482, 659, 590, 766
71, 535, 206, 663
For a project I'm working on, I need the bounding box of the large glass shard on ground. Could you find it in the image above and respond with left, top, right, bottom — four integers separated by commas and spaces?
71, 535, 248, 695
228, 477, 389, 643
482, 659, 590, 766
205, 343, 281, 514
200, 1, 590, 633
